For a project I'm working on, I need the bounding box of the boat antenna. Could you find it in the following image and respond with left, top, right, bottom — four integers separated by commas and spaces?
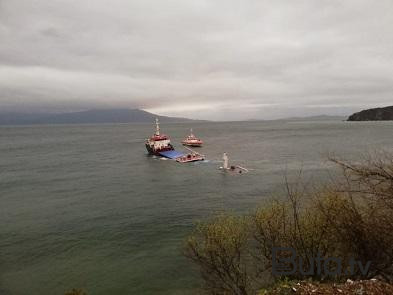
190, 128, 193, 136
155, 118, 160, 135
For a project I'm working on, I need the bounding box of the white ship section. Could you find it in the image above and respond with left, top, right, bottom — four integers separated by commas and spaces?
153, 139, 170, 149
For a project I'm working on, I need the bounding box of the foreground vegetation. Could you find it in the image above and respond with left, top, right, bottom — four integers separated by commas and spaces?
184, 153, 393, 294
64, 289, 87, 295
259, 278, 393, 295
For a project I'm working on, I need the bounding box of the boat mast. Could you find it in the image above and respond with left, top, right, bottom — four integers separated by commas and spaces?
223, 153, 229, 169
155, 118, 160, 135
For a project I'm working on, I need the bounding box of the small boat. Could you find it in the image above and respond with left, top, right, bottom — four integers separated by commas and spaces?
182, 129, 203, 147
219, 153, 249, 174
176, 153, 205, 163
145, 118, 174, 155
176, 147, 205, 163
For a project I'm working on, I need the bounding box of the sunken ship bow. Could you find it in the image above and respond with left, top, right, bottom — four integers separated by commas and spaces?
145, 118, 174, 155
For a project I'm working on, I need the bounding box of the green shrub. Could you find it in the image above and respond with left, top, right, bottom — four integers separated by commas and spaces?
185, 155, 393, 294
64, 289, 87, 295
184, 215, 253, 295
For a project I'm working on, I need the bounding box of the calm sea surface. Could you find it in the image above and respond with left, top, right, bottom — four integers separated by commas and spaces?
1, 120, 393, 295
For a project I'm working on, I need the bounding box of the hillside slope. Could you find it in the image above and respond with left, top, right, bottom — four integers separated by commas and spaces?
348, 106, 393, 121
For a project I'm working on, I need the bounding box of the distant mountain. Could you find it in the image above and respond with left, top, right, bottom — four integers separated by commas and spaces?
348, 106, 393, 121
280, 115, 347, 121
0, 109, 199, 125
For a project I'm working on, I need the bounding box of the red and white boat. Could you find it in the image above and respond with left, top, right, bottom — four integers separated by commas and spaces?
181, 129, 203, 147
176, 153, 205, 163
176, 147, 205, 163
145, 118, 174, 155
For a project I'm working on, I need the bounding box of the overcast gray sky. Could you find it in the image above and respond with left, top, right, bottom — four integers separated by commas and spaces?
0, 0, 392, 120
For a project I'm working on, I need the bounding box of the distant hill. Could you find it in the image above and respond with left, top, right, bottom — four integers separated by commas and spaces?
0, 109, 199, 125
347, 106, 393, 121
280, 115, 346, 121
245, 115, 346, 122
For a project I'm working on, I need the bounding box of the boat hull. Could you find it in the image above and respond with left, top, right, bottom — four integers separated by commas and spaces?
145, 143, 174, 155
182, 142, 203, 147
176, 154, 204, 163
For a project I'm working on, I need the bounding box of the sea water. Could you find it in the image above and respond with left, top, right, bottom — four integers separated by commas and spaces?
1, 120, 393, 294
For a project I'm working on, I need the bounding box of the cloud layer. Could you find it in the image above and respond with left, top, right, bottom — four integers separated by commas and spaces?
1, 0, 392, 120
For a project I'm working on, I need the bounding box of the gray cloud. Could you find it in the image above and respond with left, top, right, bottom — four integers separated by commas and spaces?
0, 0, 392, 120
